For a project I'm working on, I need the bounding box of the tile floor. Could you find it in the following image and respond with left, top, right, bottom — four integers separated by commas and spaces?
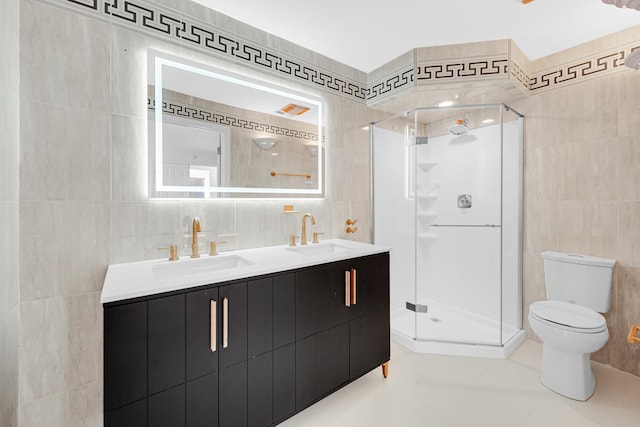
280, 340, 640, 427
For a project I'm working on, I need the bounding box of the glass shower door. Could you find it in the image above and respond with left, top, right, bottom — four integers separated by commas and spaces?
413, 107, 503, 346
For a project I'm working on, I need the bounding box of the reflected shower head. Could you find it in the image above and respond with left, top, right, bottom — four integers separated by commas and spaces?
448, 118, 468, 136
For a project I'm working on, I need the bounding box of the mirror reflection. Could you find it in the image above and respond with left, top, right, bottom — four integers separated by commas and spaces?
147, 51, 324, 198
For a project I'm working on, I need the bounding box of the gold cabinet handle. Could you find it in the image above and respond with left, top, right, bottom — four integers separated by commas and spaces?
351, 269, 357, 305
345, 271, 351, 307
210, 300, 217, 352
222, 297, 229, 349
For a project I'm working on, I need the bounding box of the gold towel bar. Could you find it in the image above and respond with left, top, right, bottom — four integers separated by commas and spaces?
271, 171, 312, 179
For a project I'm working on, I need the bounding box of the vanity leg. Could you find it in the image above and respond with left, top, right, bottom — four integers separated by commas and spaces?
382, 362, 389, 379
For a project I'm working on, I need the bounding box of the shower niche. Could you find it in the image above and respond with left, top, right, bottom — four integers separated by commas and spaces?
372, 104, 525, 358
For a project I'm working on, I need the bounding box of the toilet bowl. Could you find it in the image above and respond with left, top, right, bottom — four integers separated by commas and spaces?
529, 251, 615, 401
529, 300, 608, 401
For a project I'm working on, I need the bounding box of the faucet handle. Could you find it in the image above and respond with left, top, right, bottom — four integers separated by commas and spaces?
209, 241, 227, 256
312, 232, 324, 243
158, 245, 179, 261
289, 234, 299, 246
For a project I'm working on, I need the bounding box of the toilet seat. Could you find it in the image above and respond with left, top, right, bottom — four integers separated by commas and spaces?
530, 300, 607, 333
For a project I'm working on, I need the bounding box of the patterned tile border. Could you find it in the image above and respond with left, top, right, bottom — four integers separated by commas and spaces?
416, 57, 509, 82
528, 43, 640, 94
148, 96, 322, 143
39, 0, 640, 104
44, 0, 367, 102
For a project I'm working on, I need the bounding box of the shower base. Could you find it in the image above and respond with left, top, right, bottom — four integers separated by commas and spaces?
391, 299, 526, 359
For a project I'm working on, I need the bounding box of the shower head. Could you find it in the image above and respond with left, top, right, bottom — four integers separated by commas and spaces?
448, 118, 468, 136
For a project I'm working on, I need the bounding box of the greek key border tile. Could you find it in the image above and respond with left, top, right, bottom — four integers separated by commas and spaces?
37, 0, 640, 104
528, 44, 640, 94
148, 96, 323, 143
41, 0, 367, 103
367, 67, 415, 103
416, 57, 509, 83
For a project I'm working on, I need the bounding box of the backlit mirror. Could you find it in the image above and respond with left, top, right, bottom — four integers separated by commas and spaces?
147, 50, 324, 198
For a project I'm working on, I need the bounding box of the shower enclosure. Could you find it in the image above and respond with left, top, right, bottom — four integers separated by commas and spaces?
371, 104, 525, 358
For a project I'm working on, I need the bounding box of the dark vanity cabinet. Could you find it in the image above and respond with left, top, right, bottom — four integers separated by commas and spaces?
104, 252, 389, 427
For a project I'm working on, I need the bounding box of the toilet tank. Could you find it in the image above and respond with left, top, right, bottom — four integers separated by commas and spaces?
542, 251, 616, 313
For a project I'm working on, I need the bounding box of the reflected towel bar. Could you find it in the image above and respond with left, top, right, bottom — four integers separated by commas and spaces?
271, 171, 312, 179
627, 324, 640, 344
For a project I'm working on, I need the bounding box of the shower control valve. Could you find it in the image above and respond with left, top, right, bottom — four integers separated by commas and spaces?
457, 194, 472, 209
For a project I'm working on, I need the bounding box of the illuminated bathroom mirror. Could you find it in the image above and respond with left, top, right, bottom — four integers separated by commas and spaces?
148, 50, 324, 198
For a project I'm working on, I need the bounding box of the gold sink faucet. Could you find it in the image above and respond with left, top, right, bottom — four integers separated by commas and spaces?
301, 213, 316, 245
191, 217, 202, 258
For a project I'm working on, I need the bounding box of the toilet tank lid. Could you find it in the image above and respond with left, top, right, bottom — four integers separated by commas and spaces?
541, 251, 616, 268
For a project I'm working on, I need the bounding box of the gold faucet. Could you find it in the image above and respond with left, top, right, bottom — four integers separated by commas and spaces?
191, 217, 202, 258
301, 213, 316, 245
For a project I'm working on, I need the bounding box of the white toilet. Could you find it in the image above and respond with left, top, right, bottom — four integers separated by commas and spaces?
528, 251, 616, 401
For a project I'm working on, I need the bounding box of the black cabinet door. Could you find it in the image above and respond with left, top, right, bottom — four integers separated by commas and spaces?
273, 273, 295, 349
296, 262, 350, 339
186, 372, 218, 427
248, 277, 272, 358
348, 253, 390, 320
105, 399, 146, 427
219, 361, 248, 427
350, 308, 390, 379
315, 322, 350, 398
148, 384, 185, 427
148, 294, 186, 395
104, 301, 147, 411
248, 352, 273, 427
186, 287, 219, 382
273, 343, 295, 423
219, 282, 248, 369
295, 335, 315, 411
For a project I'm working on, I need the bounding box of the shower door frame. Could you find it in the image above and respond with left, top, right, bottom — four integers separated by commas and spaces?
370, 103, 524, 350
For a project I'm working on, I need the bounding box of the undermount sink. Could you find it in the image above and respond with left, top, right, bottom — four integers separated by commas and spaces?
152, 254, 254, 278
286, 242, 352, 256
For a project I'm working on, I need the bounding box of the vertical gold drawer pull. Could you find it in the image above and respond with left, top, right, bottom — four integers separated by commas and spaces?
210, 300, 217, 352
222, 297, 229, 349
351, 269, 357, 305
345, 271, 351, 307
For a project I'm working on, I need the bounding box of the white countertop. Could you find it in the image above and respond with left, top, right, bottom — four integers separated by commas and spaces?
101, 239, 390, 304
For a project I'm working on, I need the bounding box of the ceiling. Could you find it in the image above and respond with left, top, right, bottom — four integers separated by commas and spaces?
192, 0, 640, 73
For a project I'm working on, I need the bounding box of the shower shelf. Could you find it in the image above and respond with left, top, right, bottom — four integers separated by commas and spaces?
417, 233, 438, 241
417, 212, 438, 222
418, 162, 437, 172
417, 194, 438, 203
418, 182, 440, 195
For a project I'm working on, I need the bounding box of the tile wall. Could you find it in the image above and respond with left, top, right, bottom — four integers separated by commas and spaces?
0, 0, 20, 425
16, 0, 380, 425
510, 26, 640, 375
10, 0, 640, 425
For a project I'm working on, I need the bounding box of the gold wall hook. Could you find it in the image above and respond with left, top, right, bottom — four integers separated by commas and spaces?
346, 226, 358, 234
346, 219, 358, 226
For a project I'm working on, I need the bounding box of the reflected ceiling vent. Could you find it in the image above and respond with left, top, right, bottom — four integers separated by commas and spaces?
601, 0, 640, 10
253, 137, 277, 150
278, 103, 310, 116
